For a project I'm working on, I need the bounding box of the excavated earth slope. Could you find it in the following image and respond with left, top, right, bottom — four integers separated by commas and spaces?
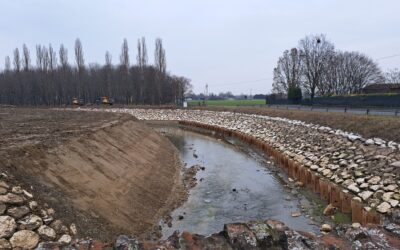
0, 108, 185, 241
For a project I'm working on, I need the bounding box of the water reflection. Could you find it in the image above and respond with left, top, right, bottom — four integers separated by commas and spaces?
155, 126, 318, 237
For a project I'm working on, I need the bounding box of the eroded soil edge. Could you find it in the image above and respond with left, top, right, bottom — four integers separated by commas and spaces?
0, 108, 186, 241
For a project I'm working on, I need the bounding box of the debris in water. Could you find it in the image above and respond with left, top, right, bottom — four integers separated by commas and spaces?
291, 212, 301, 217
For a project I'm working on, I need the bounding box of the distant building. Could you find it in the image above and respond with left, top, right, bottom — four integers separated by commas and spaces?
362, 83, 400, 94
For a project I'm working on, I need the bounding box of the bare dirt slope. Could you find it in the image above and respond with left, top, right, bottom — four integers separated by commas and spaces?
0, 107, 185, 240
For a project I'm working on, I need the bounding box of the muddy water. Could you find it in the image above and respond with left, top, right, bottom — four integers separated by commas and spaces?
156, 125, 319, 237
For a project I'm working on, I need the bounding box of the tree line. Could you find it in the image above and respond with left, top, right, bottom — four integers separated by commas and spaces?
0, 38, 192, 106
272, 34, 386, 103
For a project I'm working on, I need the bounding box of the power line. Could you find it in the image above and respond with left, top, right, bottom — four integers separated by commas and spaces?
376, 54, 400, 61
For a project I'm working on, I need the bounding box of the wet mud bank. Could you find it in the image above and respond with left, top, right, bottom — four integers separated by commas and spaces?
178, 120, 382, 226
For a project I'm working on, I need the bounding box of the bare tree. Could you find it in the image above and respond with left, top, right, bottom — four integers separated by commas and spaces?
342, 51, 383, 93
59, 44, 69, 69
103, 51, 113, 96
105, 51, 112, 67
298, 34, 334, 102
74, 38, 85, 72
137, 39, 142, 68
0, 37, 190, 106
74, 39, 86, 100
48, 44, 57, 72
120, 39, 129, 69
13, 48, 21, 72
318, 51, 383, 95
4, 56, 11, 72
42, 47, 50, 71
320, 51, 344, 95
22, 44, 31, 71
36, 45, 43, 70
384, 68, 400, 84
172, 76, 191, 105
141, 37, 148, 67
137, 37, 148, 68
272, 48, 302, 94
154, 38, 166, 74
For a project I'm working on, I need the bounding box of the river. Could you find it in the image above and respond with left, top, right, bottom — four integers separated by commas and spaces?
153, 124, 319, 237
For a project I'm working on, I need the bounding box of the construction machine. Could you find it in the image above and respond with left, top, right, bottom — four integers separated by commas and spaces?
101, 96, 113, 105
72, 97, 84, 106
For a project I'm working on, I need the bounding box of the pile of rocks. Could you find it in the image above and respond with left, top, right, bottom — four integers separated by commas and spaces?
88, 108, 400, 215
0, 173, 76, 249
73, 219, 400, 249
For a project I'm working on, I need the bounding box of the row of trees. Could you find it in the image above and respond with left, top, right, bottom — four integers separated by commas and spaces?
272, 34, 384, 102
0, 38, 192, 106
385, 68, 400, 84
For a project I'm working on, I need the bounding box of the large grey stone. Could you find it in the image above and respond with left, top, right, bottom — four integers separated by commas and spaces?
347, 183, 360, 193
37, 225, 56, 240
359, 191, 373, 201
6, 206, 30, 219
18, 214, 43, 230
0, 193, 24, 205
390, 161, 400, 168
0, 216, 17, 238
0, 239, 11, 249
377, 202, 391, 213
10, 230, 39, 249
58, 234, 72, 245
368, 176, 381, 185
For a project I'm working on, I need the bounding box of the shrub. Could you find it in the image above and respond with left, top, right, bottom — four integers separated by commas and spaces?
288, 86, 302, 104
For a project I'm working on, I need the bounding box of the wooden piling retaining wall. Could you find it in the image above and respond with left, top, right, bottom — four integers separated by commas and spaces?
179, 120, 382, 225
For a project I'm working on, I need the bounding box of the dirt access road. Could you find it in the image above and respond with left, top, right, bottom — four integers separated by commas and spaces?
0, 107, 185, 240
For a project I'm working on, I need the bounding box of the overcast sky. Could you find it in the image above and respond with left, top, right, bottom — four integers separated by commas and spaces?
1, 0, 399, 94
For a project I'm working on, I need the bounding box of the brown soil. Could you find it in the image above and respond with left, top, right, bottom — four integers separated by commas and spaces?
0, 107, 186, 241
193, 106, 400, 143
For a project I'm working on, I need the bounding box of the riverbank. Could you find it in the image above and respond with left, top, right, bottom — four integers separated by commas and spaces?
152, 124, 320, 236
0, 107, 186, 242
80, 108, 400, 221
1, 106, 400, 248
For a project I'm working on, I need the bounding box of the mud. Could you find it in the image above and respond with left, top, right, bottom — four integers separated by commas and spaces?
0, 107, 186, 241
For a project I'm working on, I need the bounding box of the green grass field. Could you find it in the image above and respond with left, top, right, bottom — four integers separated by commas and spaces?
188, 99, 265, 107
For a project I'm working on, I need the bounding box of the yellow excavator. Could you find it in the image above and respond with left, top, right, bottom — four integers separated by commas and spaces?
72, 97, 83, 106
101, 96, 113, 105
